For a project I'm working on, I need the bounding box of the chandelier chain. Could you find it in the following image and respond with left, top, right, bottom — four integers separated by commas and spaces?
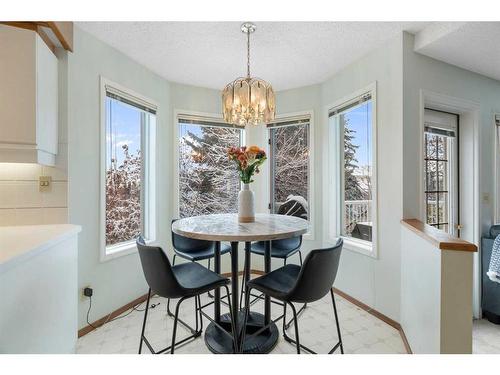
247, 30, 251, 78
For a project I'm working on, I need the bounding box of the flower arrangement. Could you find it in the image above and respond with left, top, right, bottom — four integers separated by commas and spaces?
227, 145, 267, 184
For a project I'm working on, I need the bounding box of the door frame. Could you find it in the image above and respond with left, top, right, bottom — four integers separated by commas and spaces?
419, 89, 481, 318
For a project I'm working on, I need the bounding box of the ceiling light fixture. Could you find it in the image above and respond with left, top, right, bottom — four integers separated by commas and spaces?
222, 22, 275, 126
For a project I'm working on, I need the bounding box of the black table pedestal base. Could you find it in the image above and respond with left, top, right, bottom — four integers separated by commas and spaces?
205, 311, 279, 354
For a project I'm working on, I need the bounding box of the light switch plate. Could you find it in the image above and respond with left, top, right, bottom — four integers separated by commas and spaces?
39, 176, 52, 192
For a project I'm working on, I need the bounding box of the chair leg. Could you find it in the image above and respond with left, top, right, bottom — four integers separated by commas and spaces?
222, 285, 238, 353
207, 258, 215, 299
239, 269, 246, 308
171, 296, 188, 354
331, 289, 344, 354
198, 295, 204, 332
283, 251, 307, 331
240, 286, 252, 353
138, 288, 152, 354
194, 294, 199, 333
283, 301, 316, 354
240, 244, 251, 308
289, 302, 301, 354
167, 255, 177, 317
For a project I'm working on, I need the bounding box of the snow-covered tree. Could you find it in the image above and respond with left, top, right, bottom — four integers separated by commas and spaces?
271, 124, 309, 214
179, 125, 241, 217
342, 117, 366, 201
105, 144, 142, 245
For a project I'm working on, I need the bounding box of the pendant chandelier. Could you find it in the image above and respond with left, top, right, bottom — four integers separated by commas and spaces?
222, 22, 275, 126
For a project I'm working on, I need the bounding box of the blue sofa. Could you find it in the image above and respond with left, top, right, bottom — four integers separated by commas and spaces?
481, 225, 500, 324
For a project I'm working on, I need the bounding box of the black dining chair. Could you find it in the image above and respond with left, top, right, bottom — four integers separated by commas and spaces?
241, 239, 344, 354
168, 219, 231, 317
240, 235, 307, 329
136, 236, 236, 354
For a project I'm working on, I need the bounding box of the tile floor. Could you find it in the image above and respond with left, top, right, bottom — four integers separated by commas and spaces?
77, 289, 407, 354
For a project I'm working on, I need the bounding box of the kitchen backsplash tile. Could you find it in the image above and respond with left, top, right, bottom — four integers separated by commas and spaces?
0, 162, 67, 226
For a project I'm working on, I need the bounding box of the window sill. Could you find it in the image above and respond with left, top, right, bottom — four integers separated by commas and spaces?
101, 238, 155, 262
340, 236, 376, 258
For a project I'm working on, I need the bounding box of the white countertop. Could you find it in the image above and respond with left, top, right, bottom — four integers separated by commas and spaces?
0, 224, 81, 273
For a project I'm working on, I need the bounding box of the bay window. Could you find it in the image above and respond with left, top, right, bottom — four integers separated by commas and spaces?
268, 116, 310, 221
177, 115, 243, 218
101, 79, 156, 260
328, 86, 377, 255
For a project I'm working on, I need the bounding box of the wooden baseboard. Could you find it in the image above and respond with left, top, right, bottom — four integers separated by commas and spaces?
78, 269, 412, 354
78, 293, 149, 338
333, 287, 412, 354
78, 269, 265, 338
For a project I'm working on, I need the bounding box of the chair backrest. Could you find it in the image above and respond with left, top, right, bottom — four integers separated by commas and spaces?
171, 219, 214, 254
287, 239, 343, 303
271, 235, 302, 252
136, 235, 184, 299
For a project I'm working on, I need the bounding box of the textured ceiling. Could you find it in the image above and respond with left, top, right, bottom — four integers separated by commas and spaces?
77, 22, 431, 91
414, 22, 500, 83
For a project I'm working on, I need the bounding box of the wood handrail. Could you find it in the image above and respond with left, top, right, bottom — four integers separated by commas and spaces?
401, 218, 477, 252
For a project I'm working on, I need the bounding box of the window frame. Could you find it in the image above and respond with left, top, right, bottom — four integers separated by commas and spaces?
173, 109, 246, 219
423, 131, 457, 234
99, 77, 157, 262
325, 83, 378, 258
266, 111, 314, 240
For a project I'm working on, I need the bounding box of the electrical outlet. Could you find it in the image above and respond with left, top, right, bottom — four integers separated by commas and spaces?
83, 286, 93, 298
39, 176, 52, 192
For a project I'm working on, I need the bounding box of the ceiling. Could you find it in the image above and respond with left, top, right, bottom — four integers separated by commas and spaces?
77, 22, 431, 91
414, 22, 500, 82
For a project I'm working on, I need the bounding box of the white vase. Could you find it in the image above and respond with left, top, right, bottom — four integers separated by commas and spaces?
238, 183, 255, 223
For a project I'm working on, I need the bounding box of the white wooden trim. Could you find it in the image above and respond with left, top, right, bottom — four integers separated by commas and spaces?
99, 76, 157, 262
323, 82, 378, 258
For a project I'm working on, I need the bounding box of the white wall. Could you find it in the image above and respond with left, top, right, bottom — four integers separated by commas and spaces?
402, 32, 500, 316
320, 36, 404, 321
68, 27, 171, 328
400, 225, 441, 353
403, 31, 500, 230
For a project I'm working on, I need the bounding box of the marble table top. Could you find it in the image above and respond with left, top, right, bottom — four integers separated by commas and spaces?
171, 213, 309, 241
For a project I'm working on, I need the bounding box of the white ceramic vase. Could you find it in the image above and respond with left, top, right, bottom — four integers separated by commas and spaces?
238, 183, 255, 223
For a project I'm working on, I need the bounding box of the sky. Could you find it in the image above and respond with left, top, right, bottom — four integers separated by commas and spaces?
106, 97, 143, 168
342, 101, 372, 168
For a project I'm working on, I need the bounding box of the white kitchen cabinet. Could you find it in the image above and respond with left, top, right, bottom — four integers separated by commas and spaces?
0, 25, 58, 166
0, 224, 81, 353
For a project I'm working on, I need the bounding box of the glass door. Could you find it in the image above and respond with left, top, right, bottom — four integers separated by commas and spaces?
423, 108, 459, 236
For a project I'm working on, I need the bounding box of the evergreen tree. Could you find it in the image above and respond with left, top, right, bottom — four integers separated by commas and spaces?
179, 126, 240, 217
343, 118, 365, 200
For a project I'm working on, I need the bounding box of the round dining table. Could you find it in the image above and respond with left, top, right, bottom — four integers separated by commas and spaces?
171, 213, 309, 354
